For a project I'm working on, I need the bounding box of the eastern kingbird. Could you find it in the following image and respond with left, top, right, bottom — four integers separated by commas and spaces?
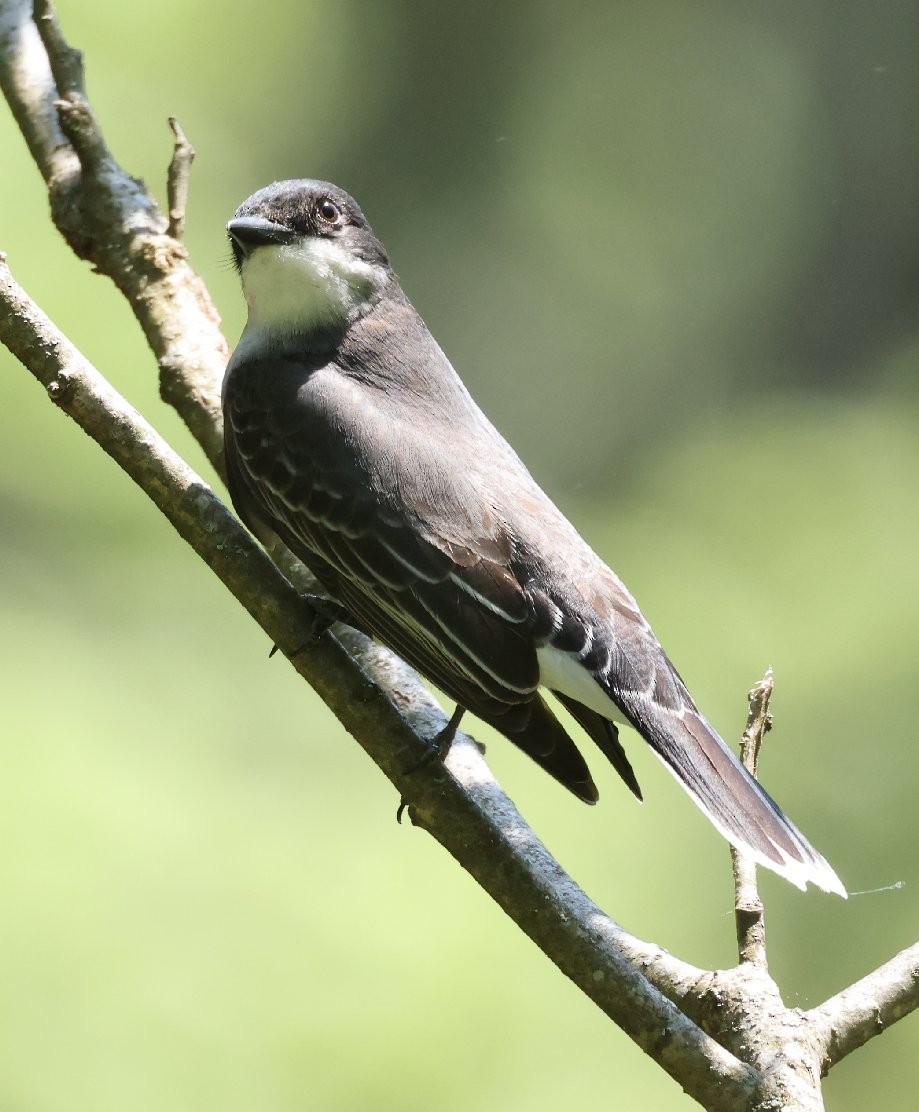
222, 178, 845, 896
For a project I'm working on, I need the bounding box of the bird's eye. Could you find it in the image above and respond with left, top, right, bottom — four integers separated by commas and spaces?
317, 199, 344, 225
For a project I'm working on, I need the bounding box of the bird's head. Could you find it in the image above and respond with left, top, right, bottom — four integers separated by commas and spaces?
227, 179, 392, 344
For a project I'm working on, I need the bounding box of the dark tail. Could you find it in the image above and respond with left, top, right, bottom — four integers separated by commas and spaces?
617, 690, 846, 895
484, 695, 600, 805
552, 692, 643, 801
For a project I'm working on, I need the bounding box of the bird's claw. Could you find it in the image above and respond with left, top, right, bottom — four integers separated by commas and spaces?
268, 594, 354, 659
396, 706, 467, 823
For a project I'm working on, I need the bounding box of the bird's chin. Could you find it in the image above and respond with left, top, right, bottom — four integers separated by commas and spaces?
241, 238, 385, 338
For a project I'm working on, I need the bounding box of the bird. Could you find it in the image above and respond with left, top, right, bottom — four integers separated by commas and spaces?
221, 178, 845, 897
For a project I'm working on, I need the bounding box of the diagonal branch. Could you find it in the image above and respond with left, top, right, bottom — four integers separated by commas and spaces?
810, 941, 919, 1069
1, 0, 226, 463
0, 255, 759, 1111
2, 4, 918, 1110
0, 0, 72, 180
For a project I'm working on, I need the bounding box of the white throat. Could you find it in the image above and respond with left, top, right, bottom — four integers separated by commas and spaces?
239, 237, 387, 343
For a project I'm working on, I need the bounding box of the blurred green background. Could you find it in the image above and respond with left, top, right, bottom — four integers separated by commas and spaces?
2, 1, 918, 1108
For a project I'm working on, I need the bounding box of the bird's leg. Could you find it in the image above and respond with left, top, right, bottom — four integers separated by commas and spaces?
431, 704, 466, 761
268, 593, 365, 658
397, 705, 467, 823
405, 703, 466, 771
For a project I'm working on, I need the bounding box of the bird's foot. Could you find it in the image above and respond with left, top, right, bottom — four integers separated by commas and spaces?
396, 705, 466, 823
268, 594, 355, 659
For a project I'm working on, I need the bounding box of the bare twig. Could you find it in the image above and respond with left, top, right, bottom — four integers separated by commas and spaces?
34, 0, 83, 94
0, 0, 227, 464
0, 0, 75, 180
730, 670, 773, 969
812, 941, 919, 1069
166, 116, 195, 239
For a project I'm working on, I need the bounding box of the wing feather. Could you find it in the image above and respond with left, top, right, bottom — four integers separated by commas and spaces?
224, 351, 845, 893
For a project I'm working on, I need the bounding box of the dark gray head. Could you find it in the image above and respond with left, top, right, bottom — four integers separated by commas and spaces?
227, 179, 393, 342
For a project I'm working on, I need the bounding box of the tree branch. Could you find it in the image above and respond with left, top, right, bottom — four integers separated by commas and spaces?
1, 0, 226, 464
0, 0, 72, 180
2, 3, 917, 1109
0, 255, 760, 1111
730, 670, 772, 969
166, 116, 195, 240
811, 941, 919, 1069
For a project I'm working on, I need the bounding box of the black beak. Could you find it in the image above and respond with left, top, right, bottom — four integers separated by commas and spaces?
227, 216, 298, 257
